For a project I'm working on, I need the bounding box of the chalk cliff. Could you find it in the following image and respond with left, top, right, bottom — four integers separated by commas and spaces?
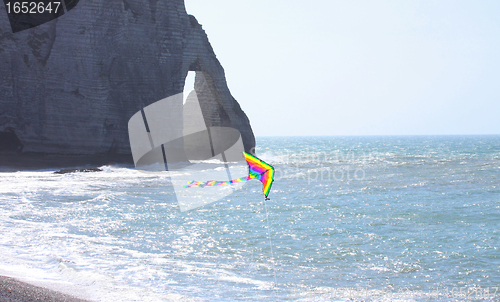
0, 0, 255, 167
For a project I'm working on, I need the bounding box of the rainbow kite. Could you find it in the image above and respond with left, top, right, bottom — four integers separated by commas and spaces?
243, 152, 274, 198
184, 152, 275, 199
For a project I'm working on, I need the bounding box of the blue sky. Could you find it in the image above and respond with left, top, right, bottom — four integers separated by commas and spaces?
185, 1, 500, 137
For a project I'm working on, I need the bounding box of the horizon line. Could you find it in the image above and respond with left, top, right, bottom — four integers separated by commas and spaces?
255, 133, 500, 138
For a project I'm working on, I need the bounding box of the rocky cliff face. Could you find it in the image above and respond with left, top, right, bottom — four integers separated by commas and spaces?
0, 0, 255, 168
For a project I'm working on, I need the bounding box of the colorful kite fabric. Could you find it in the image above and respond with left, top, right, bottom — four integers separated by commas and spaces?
183, 152, 275, 198
243, 152, 274, 198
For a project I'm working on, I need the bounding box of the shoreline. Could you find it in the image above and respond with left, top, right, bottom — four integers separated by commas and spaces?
0, 276, 92, 302
0, 152, 134, 171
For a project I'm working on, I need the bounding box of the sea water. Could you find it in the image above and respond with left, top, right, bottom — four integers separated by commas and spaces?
0, 135, 499, 301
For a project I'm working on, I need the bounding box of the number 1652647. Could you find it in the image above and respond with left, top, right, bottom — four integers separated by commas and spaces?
5, 2, 61, 14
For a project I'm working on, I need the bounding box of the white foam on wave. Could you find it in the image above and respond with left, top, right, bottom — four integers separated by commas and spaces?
0, 264, 96, 301
0, 165, 271, 301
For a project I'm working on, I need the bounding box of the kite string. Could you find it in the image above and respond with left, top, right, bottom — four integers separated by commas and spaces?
263, 197, 278, 297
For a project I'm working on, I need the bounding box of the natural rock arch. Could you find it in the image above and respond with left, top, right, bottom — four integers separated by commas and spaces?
0, 0, 255, 168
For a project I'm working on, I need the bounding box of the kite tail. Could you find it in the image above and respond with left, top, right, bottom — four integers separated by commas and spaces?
184, 175, 253, 188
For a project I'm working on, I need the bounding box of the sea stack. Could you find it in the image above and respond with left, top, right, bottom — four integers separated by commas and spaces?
0, 0, 255, 168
